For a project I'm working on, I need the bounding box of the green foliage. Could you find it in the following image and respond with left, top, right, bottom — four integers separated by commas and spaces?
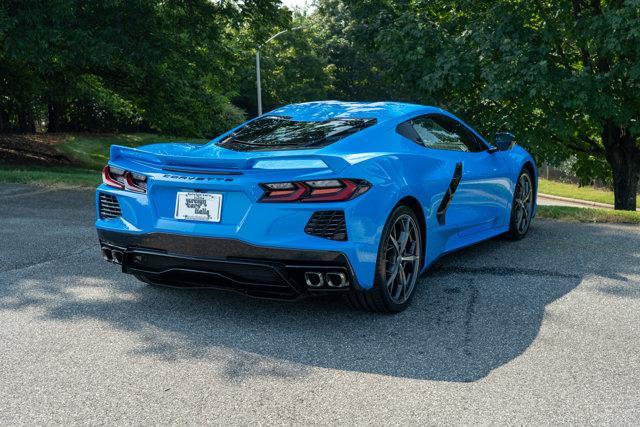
57, 134, 208, 170
313, 0, 640, 209
309, 0, 417, 101
537, 206, 640, 224
0, 0, 266, 136
233, 11, 334, 115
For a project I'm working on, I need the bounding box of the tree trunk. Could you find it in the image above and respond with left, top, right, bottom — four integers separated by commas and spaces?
17, 106, 36, 133
47, 98, 62, 133
602, 121, 639, 211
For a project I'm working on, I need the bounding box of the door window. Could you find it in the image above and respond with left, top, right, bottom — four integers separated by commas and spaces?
397, 114, 485, 152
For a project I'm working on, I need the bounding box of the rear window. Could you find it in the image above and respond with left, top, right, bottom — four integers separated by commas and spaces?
217, 116, 376, 151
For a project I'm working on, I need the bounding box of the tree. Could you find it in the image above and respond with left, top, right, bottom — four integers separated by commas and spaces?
232, 9, 334, 116
314, 0, 640, 210
468, 0, 640, 210
0, 0, 283, 136
315, 0, 408, 101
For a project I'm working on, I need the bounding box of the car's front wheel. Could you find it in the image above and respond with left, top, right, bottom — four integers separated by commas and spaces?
345, 205, 422, 313
506, 168, 534, 240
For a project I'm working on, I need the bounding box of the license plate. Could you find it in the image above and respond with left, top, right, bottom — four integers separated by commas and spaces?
174, 192, 222, 222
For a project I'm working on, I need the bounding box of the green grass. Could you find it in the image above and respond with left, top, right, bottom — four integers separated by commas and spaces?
57, 133, 208, 170
0, 165, 100, 187
0, 133, 208, 187
538, 178, 640, 206
537, 205, 640, 224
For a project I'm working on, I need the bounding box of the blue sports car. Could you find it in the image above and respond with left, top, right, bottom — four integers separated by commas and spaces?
96, 101, 537, 313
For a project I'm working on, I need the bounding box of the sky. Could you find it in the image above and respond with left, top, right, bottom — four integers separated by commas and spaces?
281, 0, 312, 10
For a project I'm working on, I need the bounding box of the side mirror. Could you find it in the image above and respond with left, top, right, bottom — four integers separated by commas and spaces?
491, 132, 516, 152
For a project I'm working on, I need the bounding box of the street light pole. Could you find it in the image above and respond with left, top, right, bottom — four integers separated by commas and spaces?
255, 26, 303, 116
255, 50, 262, 116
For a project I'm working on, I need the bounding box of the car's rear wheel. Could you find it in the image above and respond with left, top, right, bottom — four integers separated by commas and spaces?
506, 168, 534, 240
345, 205, 422, 313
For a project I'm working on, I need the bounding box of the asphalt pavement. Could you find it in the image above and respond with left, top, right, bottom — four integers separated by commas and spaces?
1, 184, 639, 424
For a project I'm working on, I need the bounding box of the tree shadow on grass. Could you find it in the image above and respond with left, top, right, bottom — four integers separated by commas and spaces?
1, 220, 638, 382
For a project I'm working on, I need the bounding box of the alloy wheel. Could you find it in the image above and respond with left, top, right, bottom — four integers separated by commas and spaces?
384, 214, 420, 304
514, 173, 533, 234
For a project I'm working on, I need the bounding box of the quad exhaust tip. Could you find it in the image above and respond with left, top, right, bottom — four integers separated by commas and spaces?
304, 272, 324, 288
101, 246, 123, 265
326, 272, 348, 288
304, 271, 349, 289
112, 250, 123, 264
101, 247, 113, 262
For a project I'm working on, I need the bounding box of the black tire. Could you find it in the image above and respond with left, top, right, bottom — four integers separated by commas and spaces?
345, 205, 422, 313
506, 168, 534, 240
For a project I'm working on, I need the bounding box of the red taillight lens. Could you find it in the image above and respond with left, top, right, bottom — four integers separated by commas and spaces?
102, 165, 147, 193
102, 165, 125, 189
259, 179, 370, 203
125, 171, 147, 193
260, 181, 308, 202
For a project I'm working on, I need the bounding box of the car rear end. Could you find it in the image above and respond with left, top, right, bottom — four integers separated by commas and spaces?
96, 117, 387, 299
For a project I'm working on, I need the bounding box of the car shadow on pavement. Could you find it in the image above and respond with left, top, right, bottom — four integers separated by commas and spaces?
1, 220, 638, 382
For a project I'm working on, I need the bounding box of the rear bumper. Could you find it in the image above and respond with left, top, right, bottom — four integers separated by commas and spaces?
98, 229, 359, 299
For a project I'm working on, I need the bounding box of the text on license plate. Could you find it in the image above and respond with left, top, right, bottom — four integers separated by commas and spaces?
174, 192, 222, 222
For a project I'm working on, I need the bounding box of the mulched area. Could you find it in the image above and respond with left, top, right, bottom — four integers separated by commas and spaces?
0, 134, 76, 166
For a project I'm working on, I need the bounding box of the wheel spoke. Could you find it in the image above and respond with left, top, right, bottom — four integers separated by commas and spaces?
386, 260, 400, 288
519, 206, 530, 231
403, 216, 411, 232
405, 240, 416, 256
522, 182, 531, 202
389, 235, 400, 255
515, 202, 523, 223
398, 232, 409, 254
395, 267, 407, 300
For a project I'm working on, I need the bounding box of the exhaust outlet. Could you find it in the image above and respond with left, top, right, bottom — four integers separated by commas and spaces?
101, 247, 113, 262
111, 250, 124, 265
326, 272, 349, 288
304, 272, 324, 288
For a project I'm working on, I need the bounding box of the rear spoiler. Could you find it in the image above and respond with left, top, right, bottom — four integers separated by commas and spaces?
109, 145, 353, 173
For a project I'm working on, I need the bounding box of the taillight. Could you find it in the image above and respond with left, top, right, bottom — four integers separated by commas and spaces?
259, 179, 370, 203
102, 165, 125, 189
102, 165, 147, 193
125, 172, 147, 193
260, 181, 308, 202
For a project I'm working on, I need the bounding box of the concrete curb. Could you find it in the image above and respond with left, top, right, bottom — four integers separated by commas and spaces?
538, 193, 640, 212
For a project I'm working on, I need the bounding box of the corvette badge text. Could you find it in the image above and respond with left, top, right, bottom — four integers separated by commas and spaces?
162, 174, 234, 182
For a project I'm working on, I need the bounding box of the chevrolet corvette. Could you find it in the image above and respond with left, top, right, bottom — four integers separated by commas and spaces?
96, 101, 537, 313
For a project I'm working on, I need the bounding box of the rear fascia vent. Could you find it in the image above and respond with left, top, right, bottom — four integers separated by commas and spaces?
305, 210, 347, 241
99, 193, 122, 220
